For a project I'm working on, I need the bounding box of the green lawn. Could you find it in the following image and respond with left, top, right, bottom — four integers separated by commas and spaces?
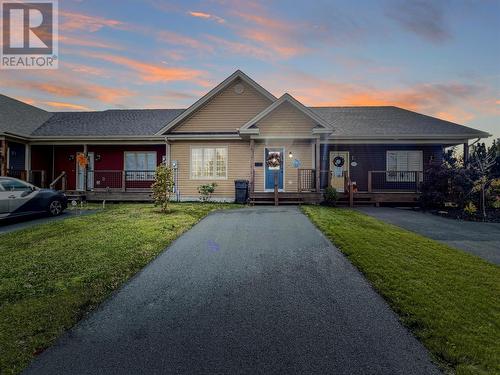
0, 203, 238, 375
302, 206, 500, 375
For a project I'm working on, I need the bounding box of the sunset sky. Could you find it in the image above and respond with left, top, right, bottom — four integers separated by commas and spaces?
1, 0, 499, 140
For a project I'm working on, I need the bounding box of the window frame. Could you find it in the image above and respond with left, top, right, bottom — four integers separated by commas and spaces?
386, 150, 423, 182
123, 151, 157, 181
190, 146, 228, 180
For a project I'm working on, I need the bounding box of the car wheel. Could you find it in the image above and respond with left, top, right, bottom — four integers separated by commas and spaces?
48, 199, 63, 216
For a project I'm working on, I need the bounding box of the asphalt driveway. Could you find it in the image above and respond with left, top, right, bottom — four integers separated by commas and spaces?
24, 206, 439, 375
358, 207, 500, 265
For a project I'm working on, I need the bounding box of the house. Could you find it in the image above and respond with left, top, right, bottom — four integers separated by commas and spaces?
0, 70, 490, 205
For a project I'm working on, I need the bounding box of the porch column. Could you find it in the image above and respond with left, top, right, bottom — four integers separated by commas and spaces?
24, 144, 31, 181
83, 144, 88, 191
165, 139, 171, 165
250, 139, 255, 193
463, 142, 469, 165
315, 138, 320, 192
0, 138, 7, 176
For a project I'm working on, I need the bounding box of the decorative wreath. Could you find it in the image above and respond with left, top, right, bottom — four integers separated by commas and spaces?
76, 153, 89, 168
266, 152, 281, 168
333, 156, 345, 168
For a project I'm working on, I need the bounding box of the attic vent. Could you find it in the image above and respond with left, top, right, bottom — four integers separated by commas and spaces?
234, 83, 245, 94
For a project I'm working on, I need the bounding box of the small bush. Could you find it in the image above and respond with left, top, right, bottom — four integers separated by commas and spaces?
487, 178, 500, 208
151, 164, 175, 212
323, 186, 337, 206
198, 182, 218, 202
463, 201, 477, 216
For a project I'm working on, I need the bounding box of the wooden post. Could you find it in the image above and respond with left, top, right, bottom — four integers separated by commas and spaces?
0, 138, 7, 176
165, 139, 171, 165
122, 171, 126, 192
83, 144, 88, 191
41, 170, 46, 188
250, 139, 255, 194
463, 142, 469, 166
368, 171, 372, 193
349, 179, 354, 208
274, 171, 278, 206
62, 173, 67, 192
315, 138, 320, 192
297, 169, 301, 193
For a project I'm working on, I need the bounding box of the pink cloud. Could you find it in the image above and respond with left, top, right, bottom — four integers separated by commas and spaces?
59, 11, 125, 32
44, 101, 91, 111
188, 11, 225, 24
81, 51, 206, 83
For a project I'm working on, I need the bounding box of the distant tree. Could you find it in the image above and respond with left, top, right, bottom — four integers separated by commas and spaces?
488, 139, 500, 178
469, 142, 496, 219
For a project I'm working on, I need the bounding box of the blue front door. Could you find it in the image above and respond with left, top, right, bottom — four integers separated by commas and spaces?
265, 148, 284, 190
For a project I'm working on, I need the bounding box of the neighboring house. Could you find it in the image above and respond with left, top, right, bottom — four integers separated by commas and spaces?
0, 70, 490, 204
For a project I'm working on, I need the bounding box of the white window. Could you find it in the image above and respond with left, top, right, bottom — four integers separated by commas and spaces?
191, 147, 227, 179
124, 151, 157, 181
386, 150, 423, 182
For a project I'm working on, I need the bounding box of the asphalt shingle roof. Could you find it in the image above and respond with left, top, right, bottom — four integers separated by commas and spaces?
310, 106, 487, 137
0, 94, 53, 136
0, 94, 489, 139
32, 109, 185, 136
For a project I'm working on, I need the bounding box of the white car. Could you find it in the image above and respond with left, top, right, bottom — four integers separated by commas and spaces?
0, 177, 68, 220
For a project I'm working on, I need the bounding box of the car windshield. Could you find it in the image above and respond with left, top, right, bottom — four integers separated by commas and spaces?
0, 179, 31, 191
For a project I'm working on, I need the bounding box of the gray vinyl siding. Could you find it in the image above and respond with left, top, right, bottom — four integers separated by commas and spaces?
319, 144, 443, 191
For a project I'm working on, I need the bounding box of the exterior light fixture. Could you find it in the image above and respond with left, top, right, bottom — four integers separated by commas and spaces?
288, 151, 293, 158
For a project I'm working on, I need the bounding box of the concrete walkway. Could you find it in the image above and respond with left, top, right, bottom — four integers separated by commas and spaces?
24, 207, 439, 375
357, 207, 500, 265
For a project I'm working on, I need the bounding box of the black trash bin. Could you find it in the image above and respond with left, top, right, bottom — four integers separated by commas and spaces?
234, 180, 249, 204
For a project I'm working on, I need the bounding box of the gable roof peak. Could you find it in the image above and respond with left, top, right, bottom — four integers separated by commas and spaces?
156, 69, 276, 135
240, 91, 333, 132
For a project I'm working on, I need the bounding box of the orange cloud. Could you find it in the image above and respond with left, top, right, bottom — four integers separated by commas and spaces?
188, 11, 225, 24
82, 52, 205, 83
60, 11, 125, 32
229, 9, 308, 58
266, 70, 494, 125
44, 101, 91, 111
7, 78, 134, 104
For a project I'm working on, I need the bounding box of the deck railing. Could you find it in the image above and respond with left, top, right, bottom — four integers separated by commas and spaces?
298, 168, 316, 192
368, 170, 423, 193
83, 170, 156, 192
6, 169, 27, 180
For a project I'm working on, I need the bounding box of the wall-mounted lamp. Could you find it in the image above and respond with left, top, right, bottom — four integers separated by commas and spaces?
95, 154, 102, 162
288, 151, 294, 159
68, 154, 75, 161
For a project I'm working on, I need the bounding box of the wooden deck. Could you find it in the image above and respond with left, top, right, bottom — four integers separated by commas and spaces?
249, 191, 419, 206
250, 192, 322, 205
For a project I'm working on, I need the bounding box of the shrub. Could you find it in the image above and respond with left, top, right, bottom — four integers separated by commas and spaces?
198, 182, 218, 202
151, 164, 175, 212
487, 178, 500, 208
463, 201, 477, 216
323, 186, 337, 206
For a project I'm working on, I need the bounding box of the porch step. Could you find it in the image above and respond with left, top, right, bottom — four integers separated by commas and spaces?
64, 190, 86, 203
248, 192, 322, 205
